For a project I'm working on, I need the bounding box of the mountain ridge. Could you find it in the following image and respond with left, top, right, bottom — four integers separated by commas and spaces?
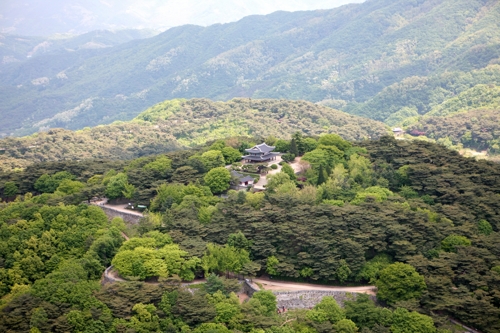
1, 0, 499, 136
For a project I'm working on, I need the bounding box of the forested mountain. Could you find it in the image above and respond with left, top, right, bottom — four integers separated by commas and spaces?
1, 0, 499, 136
0, 135, 499, 332
0, 0, 360, 36
0, 29, 157, 66
0, 98, 387, 172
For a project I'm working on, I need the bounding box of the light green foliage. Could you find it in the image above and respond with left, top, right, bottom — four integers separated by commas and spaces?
427, 84, 500, 118
441, 235, 472, 252
309, 296, 345, 324
252, 290, 277, 316
210, 140, 227, 151
201, 150, 226, 170
245, 191, 265, 208
34, 171, 75, 193
318, 134, 352, 151
193, 323, 232, 333
390, 308, 436, 333
376, 263, 427, 303
348, 154, 373, 187
281, 163, 296, 181
227, 231, 252, 251
266, 256, 279, 276
300, 267, 313, 278
112, 242, 197, 281
351, 186, 393, 205
151, 183, 216, 212
302, 137, 318, 153
356, 254, 392, 283
3, 182, 18, 197
55, 179, 85, 195
204, 167, 231, 194
301, 149, 329, 169
222, 147, 243, 164
105, 172, 132, 199
201, 243, 250, 276
134, 99, 186, 123
385, 107, 419, 127
198, 205, 217, 224
322, 199, 344, 207
275, 139, 290, 153
266, 172, 293, 193
143, 155, 172, 176
478, 220, 493, 236
333, 319, 358, 333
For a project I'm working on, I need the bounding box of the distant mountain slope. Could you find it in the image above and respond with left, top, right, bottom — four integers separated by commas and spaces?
1, 0, 499, 136
0, 0, 362, 36
407, 108, 500, 157
0, 98, 387, 172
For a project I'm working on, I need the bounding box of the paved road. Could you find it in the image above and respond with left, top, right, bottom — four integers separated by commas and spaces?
92, 200, 144, 217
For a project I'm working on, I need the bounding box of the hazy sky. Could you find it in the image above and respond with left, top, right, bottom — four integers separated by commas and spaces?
0, 0, 365, 36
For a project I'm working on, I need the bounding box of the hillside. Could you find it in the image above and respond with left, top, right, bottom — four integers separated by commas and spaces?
0, 0, 361, 36
0, 136, 499, 332
0, 98, 387, 172
407, 108, 500, 156
1, 0, 500, 136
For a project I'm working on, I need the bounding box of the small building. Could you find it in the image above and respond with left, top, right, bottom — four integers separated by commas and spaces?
242, 143, 280, 163
392, 128, 404, 137
231, 171, 255, 189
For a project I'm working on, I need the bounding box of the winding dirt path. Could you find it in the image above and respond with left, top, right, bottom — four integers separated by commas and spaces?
252, 278, 376, 295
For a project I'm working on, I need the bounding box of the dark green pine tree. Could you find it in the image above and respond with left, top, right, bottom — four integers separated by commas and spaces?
317, 164, 327, 185
290, 138, 299, 157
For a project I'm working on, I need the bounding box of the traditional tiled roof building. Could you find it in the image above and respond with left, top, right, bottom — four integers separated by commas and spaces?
242, 143, 280, 162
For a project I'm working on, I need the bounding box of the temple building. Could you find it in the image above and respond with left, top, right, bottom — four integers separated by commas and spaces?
242, 143, 280, 162
230, 171, 255, 189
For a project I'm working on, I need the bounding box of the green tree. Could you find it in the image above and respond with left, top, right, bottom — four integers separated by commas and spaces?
35, 171, 74, 193
441, 235, 472, 252
275, 139, 290, 153
105, 172, 130, 199
266, 256, 279, 276
318, 134, 352, 151
222, 147, 243, 164
205, 273, 225, 295
290, 138, 299, 156
390, 308, 436, 333
56, 179, 85, 195
314, 296, 345, 324
376, 263, 427, 304
252, 290, 277, 316
333, 319, 358, 333
336, 259, 351, 283
201, 150, 226, 170
477, 220, 493, 236
281, 163, 297, 181
143, 155, 172, 177
317, 164, 327, 186
3, 181, 18, 197
204, 167, 231, 194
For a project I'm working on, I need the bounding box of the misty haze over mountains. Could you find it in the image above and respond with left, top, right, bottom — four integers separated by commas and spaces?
0, 0, 363, 36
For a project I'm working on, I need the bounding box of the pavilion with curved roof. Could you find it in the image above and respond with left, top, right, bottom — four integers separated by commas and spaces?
242, 143, 280, 163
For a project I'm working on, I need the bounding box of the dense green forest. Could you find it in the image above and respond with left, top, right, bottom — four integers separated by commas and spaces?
1, 0, 499, 136
0, 135, 499, 332
0, 98, 387, 172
